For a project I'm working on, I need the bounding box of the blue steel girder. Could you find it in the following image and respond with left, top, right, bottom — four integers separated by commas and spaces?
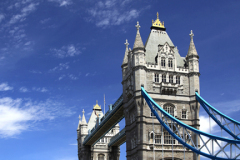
83, 95, 124, 146
142, 87, 240, 160
108, 128, 126, 147
196, 92, 240, 140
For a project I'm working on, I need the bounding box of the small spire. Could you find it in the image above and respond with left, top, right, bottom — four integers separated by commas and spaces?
187, 30, 198, 57
157, 12, 159, 19
122, 39, 129, 65
77, 115, 81, 129
133, 21, 144, 50
81, 109, 87, 124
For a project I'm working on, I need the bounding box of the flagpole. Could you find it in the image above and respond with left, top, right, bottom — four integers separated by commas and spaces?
104, 94, 105, 115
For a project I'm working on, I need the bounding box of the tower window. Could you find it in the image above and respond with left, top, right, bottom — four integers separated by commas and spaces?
161, 58, 165, 67
155, 74, 159, 82
176, 76, 180, 84
169, 75, 173, 83
150, 132, 154, 143
168, 59, 173, 68
162, 74, 166, 82
155, 134, 161, 144
164, 131, 175, 144
163, 104, 174, 117
182, 110, 187, 119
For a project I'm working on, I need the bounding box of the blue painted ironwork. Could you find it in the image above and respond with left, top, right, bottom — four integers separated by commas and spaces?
142, 87, 240, 160
196, 92, 240, 140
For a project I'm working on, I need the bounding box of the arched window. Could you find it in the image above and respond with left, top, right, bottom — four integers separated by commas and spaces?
150, 132, 154, 143
163, 104, 175, 117
98, 154, 105, 160
168, 59, 173, 68
162, 74, 166, 82
161, 58, 165, 67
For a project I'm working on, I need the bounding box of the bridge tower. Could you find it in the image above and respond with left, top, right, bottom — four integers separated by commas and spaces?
121, 13, 200, 160
77, 101, 120, 160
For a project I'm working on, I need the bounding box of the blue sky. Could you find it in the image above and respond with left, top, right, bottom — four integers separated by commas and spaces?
0, 0, 240, 159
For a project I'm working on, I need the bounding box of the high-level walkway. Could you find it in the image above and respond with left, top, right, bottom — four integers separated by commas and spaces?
83, 95, 124, 146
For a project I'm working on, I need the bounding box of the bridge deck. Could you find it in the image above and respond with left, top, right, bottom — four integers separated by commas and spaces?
83, 95, 124, 146
109, 128, 126, 147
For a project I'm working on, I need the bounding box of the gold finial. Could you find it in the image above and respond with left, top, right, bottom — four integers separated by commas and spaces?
93, 100, 101, 110
152, 12, 165, 29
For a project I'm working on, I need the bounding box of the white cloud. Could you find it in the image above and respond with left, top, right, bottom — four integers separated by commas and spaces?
48, 0, 72, 7
51, 44, 81, 58
87, 0, 141, 27
199, 115, 217, 133
58, 74, 78, 81
0, 97, 75, 138
49, 62, 70, 72
0, 83, 13, 91
212, 100, 240, 115
19, 87, 29, 93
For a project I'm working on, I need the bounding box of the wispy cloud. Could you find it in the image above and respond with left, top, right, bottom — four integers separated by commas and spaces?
9, 3, 39, 25
0, 97, 75, 138
0, 83, 13, 91
58, 74, 79, 81
0, 14, 5, 23
85, 72, 96, 77
19, 87, 29, 93
49, 62, 70, 72
51, 44, 81, 58
48, 0, 72, 7
87, 0, 144, 27
32, 87, 48, 92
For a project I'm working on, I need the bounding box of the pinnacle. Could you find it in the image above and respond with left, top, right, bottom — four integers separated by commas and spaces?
81, 109, 87, 124
133, 21, 144, 50
187, 30, 198, 57
122, 39, 129, 65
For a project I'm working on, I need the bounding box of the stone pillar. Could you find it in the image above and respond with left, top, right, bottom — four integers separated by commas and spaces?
79, 145, 91, 160
109, 146, 120, 160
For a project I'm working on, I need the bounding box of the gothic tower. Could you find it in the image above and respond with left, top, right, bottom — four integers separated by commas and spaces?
77, 101, 120, 160
121, 13, 200, 160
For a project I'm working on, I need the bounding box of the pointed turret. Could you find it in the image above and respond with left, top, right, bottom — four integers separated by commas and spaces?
81, 109, 87, 124
77, 115, 81, 130
133, 21, 144, 50
122, 39, 129, 65
187, 30, 198, 58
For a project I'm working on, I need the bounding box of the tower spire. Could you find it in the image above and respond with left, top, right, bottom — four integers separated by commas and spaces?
187, 30, 198, 57
151, 12, 165, 30
133, 21, 144, 50
122, 39, 129, 65
81, 109, 87, 124
77, 115, 81, 129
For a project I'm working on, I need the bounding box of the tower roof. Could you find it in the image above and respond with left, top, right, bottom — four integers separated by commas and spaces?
187, 30, 198, 58
93, 100, 101, 110
151, 12, 166, 31
133, 21, 144, 50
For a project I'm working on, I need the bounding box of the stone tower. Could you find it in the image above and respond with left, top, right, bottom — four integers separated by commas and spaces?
77, 101, 120, 160
121, 13, 200, 160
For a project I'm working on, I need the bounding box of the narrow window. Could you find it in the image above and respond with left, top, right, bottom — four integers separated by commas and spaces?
150, 132, 154, 143
155, 134, 161, 144
161, 58, 165, 67
182, 110, 187, 119
176, 76, 180, 84
169, 75, 173, 83
155, 74, 159, 82
162, 75, 166, 83
168, 59, 173, 68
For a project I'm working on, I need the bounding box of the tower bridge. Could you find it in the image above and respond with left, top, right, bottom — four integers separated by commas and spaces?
77, 13, 240, 160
